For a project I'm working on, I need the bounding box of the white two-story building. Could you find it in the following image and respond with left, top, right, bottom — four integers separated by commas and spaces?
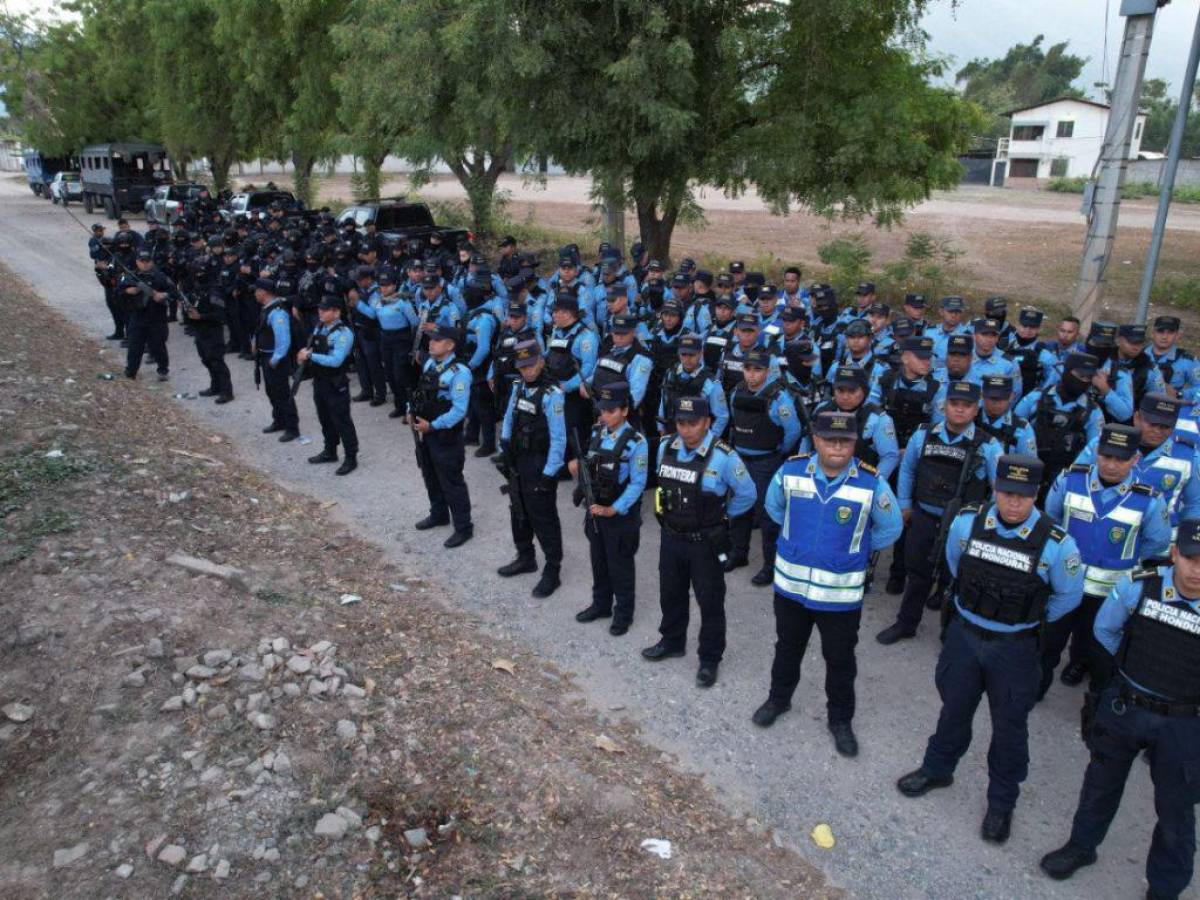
996, 97, 1146, 182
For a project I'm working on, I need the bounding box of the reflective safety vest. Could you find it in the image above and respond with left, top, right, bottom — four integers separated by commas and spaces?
774, 455, 879, 611
1060, 465, 1155, 598
1136, 438, 1196, 527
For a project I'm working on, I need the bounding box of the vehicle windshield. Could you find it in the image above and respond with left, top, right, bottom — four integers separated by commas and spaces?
247, 191, 294, 209
111, 151, 169, 183
374, 205, 434, 230
62, 173, 79, 183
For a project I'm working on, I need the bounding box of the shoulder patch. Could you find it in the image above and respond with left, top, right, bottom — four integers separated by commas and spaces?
714, 439, 734, 453
1067, 463, 1091, 474
960, 501, 985, 515
857, 461, 878, 475
1130, 482, 1155, 496
1048, 524, 1067, 543
1131, 568, 1158, 582
788, 452, 812, 462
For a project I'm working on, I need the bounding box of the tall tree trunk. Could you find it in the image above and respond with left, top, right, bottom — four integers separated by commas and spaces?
208, 147, 234, 193
291, 151, 316, 208
361, 150, 387, 201
171, 154, 190, 182
449, 146, 512, 237
634, 196, 680, 266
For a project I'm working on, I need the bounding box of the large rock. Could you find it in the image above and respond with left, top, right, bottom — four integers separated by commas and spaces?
157, 844, 187, 867
314, 813, 348, 839
52, 843, 89, 868
165, 553, 250, 593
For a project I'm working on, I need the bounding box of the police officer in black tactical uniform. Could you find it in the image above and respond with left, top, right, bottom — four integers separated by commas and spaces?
189, 287, 234, 404
409, 325, 474, 547
120, 250, 173, 382
497, 341, 568, 597
89, 224, 123, 341
489, 302, 538, 425
254, 278, 301, 442
896, 455, 1083, 845
568, 381, 649, 635
1040, 519, 1200, 899
348, 266, 387, 406
876, 336, 940, 595
299, 298, 359, 476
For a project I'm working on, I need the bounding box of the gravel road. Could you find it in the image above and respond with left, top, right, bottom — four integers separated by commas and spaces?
0, 178, 1180, 899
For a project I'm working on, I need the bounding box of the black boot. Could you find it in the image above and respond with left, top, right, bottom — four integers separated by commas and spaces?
198, 387, 220, 397
308, 449, 338, 464
262, 422, 284, 434
334, 456, 357, 476
215, 393, 234, 404
531, 567, 561, 598
497, 556, 537, 577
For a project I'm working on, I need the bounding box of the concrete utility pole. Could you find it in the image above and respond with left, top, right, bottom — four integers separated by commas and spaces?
1072, 0, 1167, 329
1135, 4, 1200, 323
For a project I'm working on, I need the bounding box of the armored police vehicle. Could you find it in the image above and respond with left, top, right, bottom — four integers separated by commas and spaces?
79, 142, 171, 219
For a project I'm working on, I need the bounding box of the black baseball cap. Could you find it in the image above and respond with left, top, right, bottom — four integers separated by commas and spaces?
945, 380, 981, 403
940, 296, 965, 312
513, 340, 541, 368
670, 273, 690, 288
90, 223, 104, 232
1154, 315, 1181, 332
1087, 321, 1118, 347
844, 320, 871, 337
506, 302, 527, 318
984, 296, 1007, 314
729, 260, 745, 274
499, 235, 516, 247
833, 366, 867, 389
813, 410, 857, 439
867, 302, 891, 316
610, 313, 637, 334
378, 269, 396, 286
735, 312, 760, 331
855, 282, 875, 295
1177, 518, 1200, 556
981, 375, 1013, 398
553, 292, 579, 312
1118, 324, 1147, 343
902, 336, 934, 359
317, 296, 341, 310
1018, 307, 1044, 327
421, 273, 440, 289
1139, 392, 1181, 427
135, 249, 152, 261
1097, 424, 1140, 461
947, 335, 972, 355
660, 299, 684, 317
430, 324, 458, 343
1064, 351, 1099, 376
973, 317, 1000, 335
744, 348, 772, 369
903, 293, 927, 309
254, 277, 275, 292
647, 259, 664, 272
596, 381, 630, 410
694, 270, 713, 288
789, 338, 818, 361
995, 454, 1042, 497
679, 334, 703, 354
714, 294, 737, 310
780, 306, 806, 322
674, 396, 710, 421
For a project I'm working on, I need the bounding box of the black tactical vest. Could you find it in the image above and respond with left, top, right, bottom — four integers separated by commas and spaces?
703, 324, 735, 371
1119, 353, 1155, 417
491, 326, 534, 385
511, 380, 553, 455
649, 327, 683, 375
587, 426, 639, 506
975, 412, 1028, 455
731, 381, 785, 452
879, 370, 937, 447
720, 349, 748, 395
1117, 572, 1200, 703
661, 367, 712, 434
310, 323, 352, 378
912, 428, 989, 508
412, 361, 455, 421
955, 507, 1058, 625
256, 299, 289, 354
1008, 339, 1043, 393
593, 346, 647, 398
656, 439, 727, 532
1032, 390, 1092, 472
545, 326, 583, 382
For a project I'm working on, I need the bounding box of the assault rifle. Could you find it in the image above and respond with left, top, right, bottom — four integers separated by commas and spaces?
570, 431, 596, 521
934, 433, 985, 636
290, 331, 318, 397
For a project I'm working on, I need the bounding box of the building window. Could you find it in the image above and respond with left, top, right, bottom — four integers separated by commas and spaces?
1050, 158, 1069, 177
1012, 125, 1045, 141
1056, 120, 1075, 138
1134, 121, 1143, 140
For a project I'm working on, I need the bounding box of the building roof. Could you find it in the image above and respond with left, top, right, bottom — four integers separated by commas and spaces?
1003, 96, 1112, 117
80, 142, 167, 155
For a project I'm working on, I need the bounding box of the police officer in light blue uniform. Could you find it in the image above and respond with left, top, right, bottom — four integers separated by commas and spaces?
878, 381, 1002, 644
462, 277, 500, 455
967, 317, 1023, 401
825, 319, 884, 394
589, 314, 653, 411
255, 277, 300, 441
1043, 321, 1134, 423
658, 334, 731, 438
595, 284, 651, 342
366, 269, 420, 419
1040, 519, 1200, 898
896, 455, 1084, 845
837, 282, 875, 325
1147, 315, 1197, 395
300, 296, 359, 475
753, 410, 903, 757
1016, 351, 1106, 498
410, 324, 474, 547
1073, 393, 1200, 533
1042, 423, 1171, 695
569, 381, 649, 636
544, 292, 600, 457
726, 348, 802, 586
976, 376, 1037, 456
643, 396, 757, 689
808, 367, 901, 480
414, 272, 461, 363
929, 296, 969, 364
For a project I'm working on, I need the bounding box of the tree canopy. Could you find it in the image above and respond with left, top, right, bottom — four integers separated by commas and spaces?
1139, 77, 1200, 158
956, 35, 1088, 141
2, 0, 983, 258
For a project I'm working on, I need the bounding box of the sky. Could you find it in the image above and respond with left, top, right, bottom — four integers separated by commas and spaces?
921, 0, 1200, 98
2, 0, 1198, 103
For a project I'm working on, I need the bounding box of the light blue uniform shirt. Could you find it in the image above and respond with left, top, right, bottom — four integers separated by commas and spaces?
500, 379, 567, 477
947, 505, 1084, 632
308, 321, 354, 368
898, 422, 1001, 515
655, 432, 757, 518
590, 421, 649, 516
267, 306, 292, 368
420, 356, 471, 430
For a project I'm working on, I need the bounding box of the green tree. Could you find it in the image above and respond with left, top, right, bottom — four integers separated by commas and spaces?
1139, 77, 1200, 157
334, 0, 531, 234
955, 35, 1088, 141
146, 0, 246, 190
213, 0, 347, 206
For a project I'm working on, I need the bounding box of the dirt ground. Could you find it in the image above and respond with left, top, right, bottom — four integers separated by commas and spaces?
304, 173, 1200, 322
0, 264, 831, 898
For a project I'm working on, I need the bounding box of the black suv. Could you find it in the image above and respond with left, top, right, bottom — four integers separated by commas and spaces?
334, 198, 470, 251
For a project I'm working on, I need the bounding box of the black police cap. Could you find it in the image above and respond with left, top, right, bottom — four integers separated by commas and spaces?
1139, 392, 1181, 426
679, 334, 703, 354
596, 381, 630, 409
1177, 519, 1200, 556
1097, 423, 1141, 461
1154, 315, 1181, 332
813, 409, 857, 439
981, 375, 1013, 398
995, 454, 1042, 497
1118, 324, 1147, 343
674, 396, 710, 421
1018, 307, 1044, 327
945, 380, 981, 403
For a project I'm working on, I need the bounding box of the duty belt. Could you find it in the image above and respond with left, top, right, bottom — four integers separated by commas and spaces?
958, 616, 1038, 642
1118, 683, 1200, 717
659, 521, 725, 543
